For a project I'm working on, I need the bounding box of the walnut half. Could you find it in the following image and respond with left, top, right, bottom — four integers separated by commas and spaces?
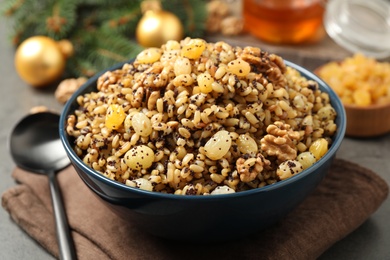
55, 77, 87, 104
260, 121, 300, 162
237, 48, 287, 89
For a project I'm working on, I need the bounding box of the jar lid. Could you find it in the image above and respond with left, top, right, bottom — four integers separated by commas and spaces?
324, 0, 390, 59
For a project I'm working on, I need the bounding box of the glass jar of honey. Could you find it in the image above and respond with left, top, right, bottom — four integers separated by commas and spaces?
243, 0, 325, 44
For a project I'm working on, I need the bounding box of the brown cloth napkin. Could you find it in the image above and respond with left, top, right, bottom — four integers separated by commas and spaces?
2, 158, 388, 260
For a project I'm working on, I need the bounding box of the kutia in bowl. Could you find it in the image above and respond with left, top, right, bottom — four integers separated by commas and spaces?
315, 53, 390, 138
60, 38, 346, 240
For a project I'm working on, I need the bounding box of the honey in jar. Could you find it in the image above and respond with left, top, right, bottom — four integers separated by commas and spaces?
243, 0, 325, 44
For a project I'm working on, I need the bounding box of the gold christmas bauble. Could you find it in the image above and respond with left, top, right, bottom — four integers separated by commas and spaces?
14, 36, 67, 87
136, 9, 183, 47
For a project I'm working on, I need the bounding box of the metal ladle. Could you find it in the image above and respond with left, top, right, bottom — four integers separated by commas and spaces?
9, 112, 76, 260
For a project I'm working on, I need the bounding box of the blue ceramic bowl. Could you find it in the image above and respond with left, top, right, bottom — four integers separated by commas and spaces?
59, 60, 346, 241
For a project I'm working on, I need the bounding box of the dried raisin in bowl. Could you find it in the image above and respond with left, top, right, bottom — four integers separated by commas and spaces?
315, 56, 390, 138
60, 58, 345, 241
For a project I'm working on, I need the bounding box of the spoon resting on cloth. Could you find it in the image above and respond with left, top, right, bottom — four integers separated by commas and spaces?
9, 112, 76, 260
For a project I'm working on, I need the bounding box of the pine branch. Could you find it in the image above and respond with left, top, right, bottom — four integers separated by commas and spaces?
74, 0, 112, 5
66, 28, 143, 77
2, 0, 43, 44
98, 4, 143, 35
43, 0, 78, 39
1, 0, 24, 16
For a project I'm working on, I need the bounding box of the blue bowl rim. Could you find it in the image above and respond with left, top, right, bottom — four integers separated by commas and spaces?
59, 59, 346, 201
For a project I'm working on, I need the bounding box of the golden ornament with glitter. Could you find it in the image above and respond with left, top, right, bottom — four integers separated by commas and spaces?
136, 0, 183, 47
14, 36, 73, 87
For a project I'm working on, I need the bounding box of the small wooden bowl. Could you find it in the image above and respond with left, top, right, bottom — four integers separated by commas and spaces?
344, 103, 390, 137
314, 66, 390, 138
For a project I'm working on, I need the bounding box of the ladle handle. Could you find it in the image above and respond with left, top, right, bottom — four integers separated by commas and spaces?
48, 171, 77, 260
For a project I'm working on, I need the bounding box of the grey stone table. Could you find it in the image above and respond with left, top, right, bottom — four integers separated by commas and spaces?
1, 16, 389, 260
